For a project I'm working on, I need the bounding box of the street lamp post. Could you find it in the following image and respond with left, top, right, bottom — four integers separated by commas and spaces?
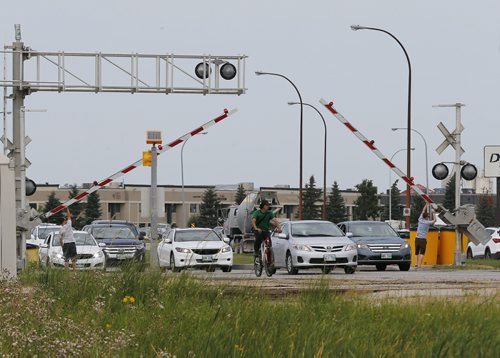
288, 101, 327, 219
389, 147, 414, 222
351, 24, 412, 229
393, 127, 429, 198
181, 132, 207, 227
255, 71, 304, 220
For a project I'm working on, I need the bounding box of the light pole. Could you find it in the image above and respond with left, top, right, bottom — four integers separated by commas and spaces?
351, 24, 412, 229
393, 127, 429, 197
181, 132, 207, 227
389, 147, 414, 223
288, 101, 327, 219
255, 71, 304, 220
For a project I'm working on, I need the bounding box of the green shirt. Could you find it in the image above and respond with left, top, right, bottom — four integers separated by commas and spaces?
252, 209, 275, 231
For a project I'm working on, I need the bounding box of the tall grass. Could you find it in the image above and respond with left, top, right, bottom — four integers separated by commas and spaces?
0, 267, 497, 356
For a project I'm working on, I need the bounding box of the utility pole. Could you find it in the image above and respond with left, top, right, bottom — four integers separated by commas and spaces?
150, 144, 159, 267
434, 103, 466, 266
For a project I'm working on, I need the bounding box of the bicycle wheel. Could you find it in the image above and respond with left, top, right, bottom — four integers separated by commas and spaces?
254, 255, 263, 277
264, 248, 275, 277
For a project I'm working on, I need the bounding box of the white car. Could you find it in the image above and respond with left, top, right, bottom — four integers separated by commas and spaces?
38, 231, 106, 269
28, 224, 62, 247
157, 228, 233, 272
467, 227, 500, 259
271, 220, 358, 274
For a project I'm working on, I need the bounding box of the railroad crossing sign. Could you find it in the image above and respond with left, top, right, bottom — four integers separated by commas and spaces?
436, 121, 465, 155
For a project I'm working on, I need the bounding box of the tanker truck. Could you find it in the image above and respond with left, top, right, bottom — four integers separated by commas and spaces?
223, 191, 282, 253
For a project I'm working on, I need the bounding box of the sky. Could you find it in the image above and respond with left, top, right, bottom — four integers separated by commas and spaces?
1, 0, 500, 194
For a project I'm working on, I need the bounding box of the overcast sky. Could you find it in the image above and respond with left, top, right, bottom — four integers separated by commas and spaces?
2, 1, 500, 194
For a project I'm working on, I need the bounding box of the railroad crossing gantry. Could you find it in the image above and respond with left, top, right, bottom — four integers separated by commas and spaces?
1, 24, 247, 271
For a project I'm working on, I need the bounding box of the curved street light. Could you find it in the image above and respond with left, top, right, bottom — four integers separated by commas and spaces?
181, 132, 207, 227
389, 147, 414, 223
288, 101, 327, 219
256, 71, 304, 219
351, 24, 412, 228
392, 127, 429, 197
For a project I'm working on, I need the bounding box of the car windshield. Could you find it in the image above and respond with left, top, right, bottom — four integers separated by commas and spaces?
348, 223, 399, 238
37, 227, 61, 240
175, 230, 221, 242
91, 226, 136, 240
52, 233, 97, 246
291, 222, 345, 237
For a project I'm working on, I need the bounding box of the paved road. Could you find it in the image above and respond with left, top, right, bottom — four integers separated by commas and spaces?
172, 266, 500, 298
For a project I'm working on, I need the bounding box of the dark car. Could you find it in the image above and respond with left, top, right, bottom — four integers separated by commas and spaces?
83, 223, 146, 262
337, 221, 411, 271
91, 220, 144, 239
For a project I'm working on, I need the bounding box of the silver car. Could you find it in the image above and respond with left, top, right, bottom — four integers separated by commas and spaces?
271, 220, 357, 274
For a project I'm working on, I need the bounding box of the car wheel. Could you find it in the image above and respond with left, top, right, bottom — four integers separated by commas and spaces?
376, 264, 387, 271
466, 248, 473, 259
206, 266, 216, 272
170, 253, 181, 272
485, 249, 492, 260
286, 252, 299, 275
221, 266, 232, 273
398, 262, 411, 271
344, 266, 356, 274
321, 266, 332, 274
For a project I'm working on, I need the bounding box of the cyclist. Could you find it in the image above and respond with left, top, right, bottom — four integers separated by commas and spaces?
252, 200, 281, 260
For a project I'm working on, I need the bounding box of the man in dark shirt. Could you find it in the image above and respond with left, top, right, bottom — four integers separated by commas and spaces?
252, 200, 281, 257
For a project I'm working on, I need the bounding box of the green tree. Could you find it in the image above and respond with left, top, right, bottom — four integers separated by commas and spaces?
235, 184, 247, 205
410, 194, 426, 225
198, 187, 222, 228
353, 179, 379, 220
382, 180, 402, 221
476, 195, 496, 227
187, 215, 200, 228
326, 181, 347, 223
302, 175, 322, 220
68, 185, 85, 229
84, 191, 102, 225
443, 174, 456, 210
43, 192, 64, 224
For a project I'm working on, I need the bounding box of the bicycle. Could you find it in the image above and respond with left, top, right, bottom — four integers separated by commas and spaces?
254, 234, 276, 277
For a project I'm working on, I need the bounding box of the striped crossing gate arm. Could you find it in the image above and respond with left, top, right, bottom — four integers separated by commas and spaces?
318, 98, 439, 210
44, 108, 238, 218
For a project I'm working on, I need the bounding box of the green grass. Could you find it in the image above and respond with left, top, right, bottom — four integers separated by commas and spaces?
438, 259, 500, 270
0, 267, 497, 356
233, 253, 254, 265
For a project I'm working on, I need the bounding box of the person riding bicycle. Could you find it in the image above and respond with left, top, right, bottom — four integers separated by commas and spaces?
252, 200, 281, 258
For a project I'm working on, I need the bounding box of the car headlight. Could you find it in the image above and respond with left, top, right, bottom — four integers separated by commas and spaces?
136, 243, 145, 250
402, 243, 409, 249
357, 243, 370, 250
51, 252, 63, 259
292, 244, 312, 252
175, 247, 191, 253
344, 244, 356, 251
220, 245, 232, 253
94, 251, 104, 258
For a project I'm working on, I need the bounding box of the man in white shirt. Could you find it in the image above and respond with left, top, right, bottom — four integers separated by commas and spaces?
60, 208, 77, 271
414, 206, 436, 268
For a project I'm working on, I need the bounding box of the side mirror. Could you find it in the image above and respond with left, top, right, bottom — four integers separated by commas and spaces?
278, 233, 288, 239
139, 232, 146, 240
346, 232, 353, 238
164, 238, 172, 244
98, 242, 106, 247
223, 237, 230, 244
40, 243, 48, 248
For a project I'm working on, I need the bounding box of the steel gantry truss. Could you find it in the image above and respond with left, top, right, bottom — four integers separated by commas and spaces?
0, 24, 247, 273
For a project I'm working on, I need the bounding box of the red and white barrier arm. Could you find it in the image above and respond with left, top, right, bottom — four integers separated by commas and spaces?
319, 98, 436, 207
44, 108, 237, 218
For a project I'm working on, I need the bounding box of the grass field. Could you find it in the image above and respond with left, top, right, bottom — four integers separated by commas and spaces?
0, 266, 498, 357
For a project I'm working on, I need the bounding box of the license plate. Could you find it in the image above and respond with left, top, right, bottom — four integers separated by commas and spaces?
381, 253, 392, 259
202, 255, 213, 262
117, 254, 128, 260
324, 254, 336, 262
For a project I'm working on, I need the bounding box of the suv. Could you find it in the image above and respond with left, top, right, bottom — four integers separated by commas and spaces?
29, 224, 62, 247
91, 220, 144, 239
337, 221, 411, 271
83, 223, 146, 262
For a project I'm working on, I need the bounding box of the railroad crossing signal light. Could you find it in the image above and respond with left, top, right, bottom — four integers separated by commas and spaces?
146, 130, 162, 145
143, 151, 152, 167
432, 162, 478, 181
461, 163, 477, 181
195, 61, 237, 80
220, 62, 236, 80
432, 163, 449, 180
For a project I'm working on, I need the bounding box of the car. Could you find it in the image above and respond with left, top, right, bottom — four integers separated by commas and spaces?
467, 227, 500, 259
38, 230, 106, 269
28, 224, 62, 247
82, 223, 146, 263
157, 228, 233, 272
337, 221, 412, 271
270, 220, 357, 275
91, 220, 145, 239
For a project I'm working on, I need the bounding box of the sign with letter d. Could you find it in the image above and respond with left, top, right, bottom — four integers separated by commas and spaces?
484, 145, 500, 177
